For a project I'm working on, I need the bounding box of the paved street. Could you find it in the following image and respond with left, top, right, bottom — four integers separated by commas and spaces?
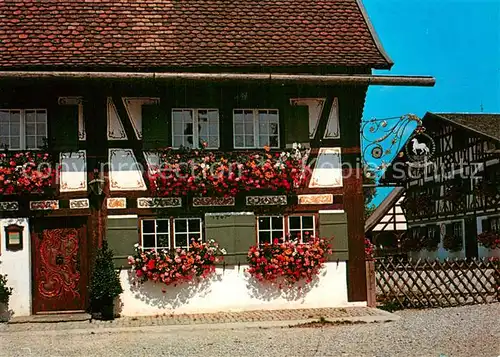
0, 304, 499, 357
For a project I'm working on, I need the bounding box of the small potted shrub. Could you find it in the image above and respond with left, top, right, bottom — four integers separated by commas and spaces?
89, 240, 123, 320
0, 265, 13, 322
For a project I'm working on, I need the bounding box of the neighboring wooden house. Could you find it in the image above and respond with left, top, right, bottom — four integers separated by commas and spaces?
382, 112, 500, 261
0, 1, 434, 317
365, 188, 407, 257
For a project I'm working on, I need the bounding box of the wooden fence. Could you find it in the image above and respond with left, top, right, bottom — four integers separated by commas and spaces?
373, 258, 500, 309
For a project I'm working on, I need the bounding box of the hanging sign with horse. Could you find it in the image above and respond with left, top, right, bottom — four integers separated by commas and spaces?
404, 126, 436, 166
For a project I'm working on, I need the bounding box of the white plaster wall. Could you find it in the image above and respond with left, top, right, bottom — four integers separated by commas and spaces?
118, 262, 362, 316
0, 218, 31, 317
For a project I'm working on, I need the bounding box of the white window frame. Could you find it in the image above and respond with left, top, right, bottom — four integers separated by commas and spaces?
233, 109, 280, 149
257, 216, 285, 244
288, 215, 316, 242
171, 108, 219, 149
0, 109, 48, 150
173, 217, 203, 249
140, 218, 171, 250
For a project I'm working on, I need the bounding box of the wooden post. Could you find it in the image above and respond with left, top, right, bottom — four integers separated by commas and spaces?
343, 167, 367, 301
365, 260, 376, 307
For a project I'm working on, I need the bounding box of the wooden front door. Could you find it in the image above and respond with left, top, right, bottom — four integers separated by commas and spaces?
32, 218, 88, 313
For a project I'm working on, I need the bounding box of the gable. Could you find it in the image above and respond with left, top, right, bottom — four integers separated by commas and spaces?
0, 0, 392, 71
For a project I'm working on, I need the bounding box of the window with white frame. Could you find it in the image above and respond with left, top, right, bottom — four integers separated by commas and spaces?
257, 215, 316, 244
257, 216, 285, 244
141, 219, 171, 250
288, 215, 315, 242
173, 218, 203, 249
0, 109, 47, 150
172, 109, 219, 149
452, 221, 463, 238
233, 109, 279, 149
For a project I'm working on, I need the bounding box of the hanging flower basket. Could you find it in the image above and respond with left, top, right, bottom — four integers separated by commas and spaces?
477, 231, 500, 250
246, 237, 332, 287
148, 144, 310, 197
0, 152, 55, 195
128, 239, 226, 286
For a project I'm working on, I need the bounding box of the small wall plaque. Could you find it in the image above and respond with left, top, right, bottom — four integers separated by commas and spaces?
5, 224, 23, 252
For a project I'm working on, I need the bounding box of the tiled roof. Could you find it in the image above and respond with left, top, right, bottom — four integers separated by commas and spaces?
430, 113, 500, 142
0, 0, 392, 71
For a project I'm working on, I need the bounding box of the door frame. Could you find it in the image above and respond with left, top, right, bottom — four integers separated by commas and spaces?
31, 216, 90, 314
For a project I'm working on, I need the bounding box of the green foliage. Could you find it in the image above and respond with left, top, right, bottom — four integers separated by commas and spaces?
0, 262, 13, 305
89, 240, 123, 308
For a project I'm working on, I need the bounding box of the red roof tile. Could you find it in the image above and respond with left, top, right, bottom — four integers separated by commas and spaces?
0, 0, 393, 71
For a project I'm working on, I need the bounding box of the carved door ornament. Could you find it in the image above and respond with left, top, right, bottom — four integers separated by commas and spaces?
5, 224, 23, 251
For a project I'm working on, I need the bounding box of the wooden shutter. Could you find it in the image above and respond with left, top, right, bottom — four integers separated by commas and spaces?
106, 216, 139, 269
49, 105, 79, 151
319, 212, 349, 261
204, 213, 256, 265
284, 105, 309, 145
142, 103, 168, 150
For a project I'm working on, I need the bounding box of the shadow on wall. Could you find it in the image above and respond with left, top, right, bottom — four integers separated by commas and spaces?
127, 271, 223, 309
245, 270, 325, 302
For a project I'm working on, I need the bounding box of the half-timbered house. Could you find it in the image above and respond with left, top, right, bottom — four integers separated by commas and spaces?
0, 0, 435, 317
382, 112, 500, 261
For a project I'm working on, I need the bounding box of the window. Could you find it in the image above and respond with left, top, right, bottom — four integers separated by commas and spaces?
141, 219, 170, 250
485, 216, 500, 233
452, 221, 463, 238
140, 217, 203, 250
257, 215, 316, 244
173, 218, 202, 249
288, 216, 315, 242
0, 109, 47, 150
257, 216, 285, 244
172, 109, 219, 149
233, 109, 279, 149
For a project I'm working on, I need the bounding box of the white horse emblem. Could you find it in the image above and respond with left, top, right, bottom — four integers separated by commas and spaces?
411, 138, 430, 155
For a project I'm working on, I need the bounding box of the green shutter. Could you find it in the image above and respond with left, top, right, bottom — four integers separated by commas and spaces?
284, 104, 309, 145
319, 212, 349, 261
49, 105, 79, 151
142, 103, 168, 149
205, 213, 256, 265
106, 216, 139, 269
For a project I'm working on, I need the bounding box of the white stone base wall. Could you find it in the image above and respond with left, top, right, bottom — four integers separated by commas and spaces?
478, 246, 500, 259
0, 218, 32, 317
118, 262, 363, 316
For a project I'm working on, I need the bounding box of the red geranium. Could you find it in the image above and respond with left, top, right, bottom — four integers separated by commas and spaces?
246, 237, 332, 287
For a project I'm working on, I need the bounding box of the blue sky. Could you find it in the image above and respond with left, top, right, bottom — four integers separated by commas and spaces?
361, 0, 500, 205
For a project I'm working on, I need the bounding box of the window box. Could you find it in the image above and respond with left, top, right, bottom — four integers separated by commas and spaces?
0, 151, 55, 195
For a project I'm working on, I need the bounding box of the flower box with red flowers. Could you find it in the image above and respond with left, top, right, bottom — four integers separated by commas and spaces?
246, 237, 332, 287
477, 231, 500, 250
0, 152, 55, 195
148, 144, 311, 197
128, 239, 226, 287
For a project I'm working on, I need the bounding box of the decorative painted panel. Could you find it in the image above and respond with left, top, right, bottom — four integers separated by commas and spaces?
122, 97, 160, 140
246, 195, 287, 206
30, 200, 59, 210
107, 97, 127, 140
323, 97, 340, 139
59, 151, 87, 192
137, 197, 182, 208
309, 148, 343, 188
107, 197, 127, 209
69, 199, 89, 209
108, 149, 147, 191
193, 197, 236, 207
298, 194, 333, 205
0, 201, 19, 211
289, 98, 325, 139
